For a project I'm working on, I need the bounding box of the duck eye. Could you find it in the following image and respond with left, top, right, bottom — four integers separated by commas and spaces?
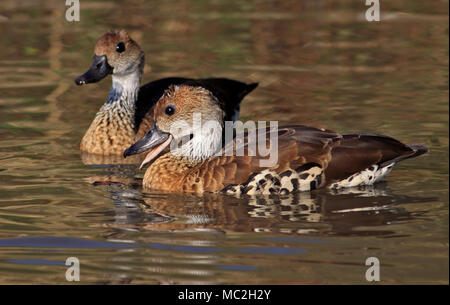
165, 105, 175, 116
116, 42, 125, 53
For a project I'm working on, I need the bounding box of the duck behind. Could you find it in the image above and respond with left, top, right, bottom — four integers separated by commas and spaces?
75, 30, 258, 157
124, 84, 428, 194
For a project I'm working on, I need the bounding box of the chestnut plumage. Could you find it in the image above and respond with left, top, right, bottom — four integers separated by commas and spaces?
75, 30, 257, 157
125, 84, 428, 194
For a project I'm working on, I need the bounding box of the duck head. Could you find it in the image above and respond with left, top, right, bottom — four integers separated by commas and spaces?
124, 85, 225, 168
75, 30, 144, 85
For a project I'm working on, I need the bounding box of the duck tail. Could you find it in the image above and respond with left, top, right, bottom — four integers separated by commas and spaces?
239, 82, 259, 100
406, 144, 429, 159
379, 143, 429, 168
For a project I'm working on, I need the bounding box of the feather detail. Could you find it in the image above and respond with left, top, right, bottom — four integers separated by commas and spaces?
141, 126, 427, 194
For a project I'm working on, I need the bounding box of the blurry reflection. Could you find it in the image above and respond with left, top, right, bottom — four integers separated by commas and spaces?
139, 185, 433, 237
87, 166, 435, 237
81, 151, 144, 166
83, 173, 436, 283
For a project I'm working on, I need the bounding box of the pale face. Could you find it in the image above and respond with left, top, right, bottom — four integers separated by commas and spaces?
123, 85, 225, 166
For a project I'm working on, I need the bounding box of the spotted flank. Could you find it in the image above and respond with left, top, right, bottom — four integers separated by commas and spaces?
329, 163, 395, 190
223, 162, 398, 195
223, 163, 325, 195
279, 163, 324, 194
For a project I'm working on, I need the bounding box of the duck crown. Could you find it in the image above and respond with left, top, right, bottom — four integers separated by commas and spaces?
94, 29, 145, 76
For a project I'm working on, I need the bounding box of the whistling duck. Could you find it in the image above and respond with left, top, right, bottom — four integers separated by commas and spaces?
75, 30, 257, 156
123, 84, 428, 194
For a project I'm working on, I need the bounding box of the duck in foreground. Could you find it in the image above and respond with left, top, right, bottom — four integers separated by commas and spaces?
123, 84, 428, 195
75, 30, 257, 157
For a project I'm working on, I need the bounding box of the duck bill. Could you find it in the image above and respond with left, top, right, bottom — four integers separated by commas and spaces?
75, 54, 113, 85
123, 124, 172, 169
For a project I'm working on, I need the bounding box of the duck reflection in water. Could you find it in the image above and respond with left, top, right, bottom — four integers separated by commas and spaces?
88, 173, 434, 237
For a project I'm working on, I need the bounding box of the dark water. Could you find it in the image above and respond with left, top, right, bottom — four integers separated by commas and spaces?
0, 0, 448, 284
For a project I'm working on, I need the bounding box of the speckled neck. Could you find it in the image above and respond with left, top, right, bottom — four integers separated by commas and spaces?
80, 69, 143, 155
97, 69, 143, 129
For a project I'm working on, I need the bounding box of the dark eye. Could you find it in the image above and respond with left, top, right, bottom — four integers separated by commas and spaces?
165, 105, 175, 116
116, 42, 125, 53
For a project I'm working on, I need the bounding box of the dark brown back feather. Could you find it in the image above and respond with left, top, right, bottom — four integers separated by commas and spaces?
186, 125, 341, 192
324, 134, 427, 183
182, 128, 428, 192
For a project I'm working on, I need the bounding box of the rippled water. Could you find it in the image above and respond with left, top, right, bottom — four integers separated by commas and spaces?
0, 0, 448, 284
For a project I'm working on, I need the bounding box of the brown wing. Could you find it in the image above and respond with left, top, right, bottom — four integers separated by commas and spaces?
181, 125, 342, 192
324, 134, 426, 183
181, 127, 427, 193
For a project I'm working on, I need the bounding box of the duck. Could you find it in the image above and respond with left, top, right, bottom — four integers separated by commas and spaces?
74, 30, 257, 156
123, 84, 428, 195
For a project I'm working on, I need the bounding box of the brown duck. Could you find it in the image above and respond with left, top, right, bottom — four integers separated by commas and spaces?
75, 30, 257, 156
123, 84, 428, 194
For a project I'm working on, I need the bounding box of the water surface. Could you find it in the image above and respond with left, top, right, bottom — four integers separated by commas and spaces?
0, 0, 448, 284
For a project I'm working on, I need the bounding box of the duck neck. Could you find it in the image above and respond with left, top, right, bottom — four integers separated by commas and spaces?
105, 70, 141, 110
81, 70, 142, 154
92, 69, 142, 137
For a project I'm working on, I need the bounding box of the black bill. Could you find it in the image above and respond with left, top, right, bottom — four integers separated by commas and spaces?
123, 123, 170, 158
75, 54, 113, 85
